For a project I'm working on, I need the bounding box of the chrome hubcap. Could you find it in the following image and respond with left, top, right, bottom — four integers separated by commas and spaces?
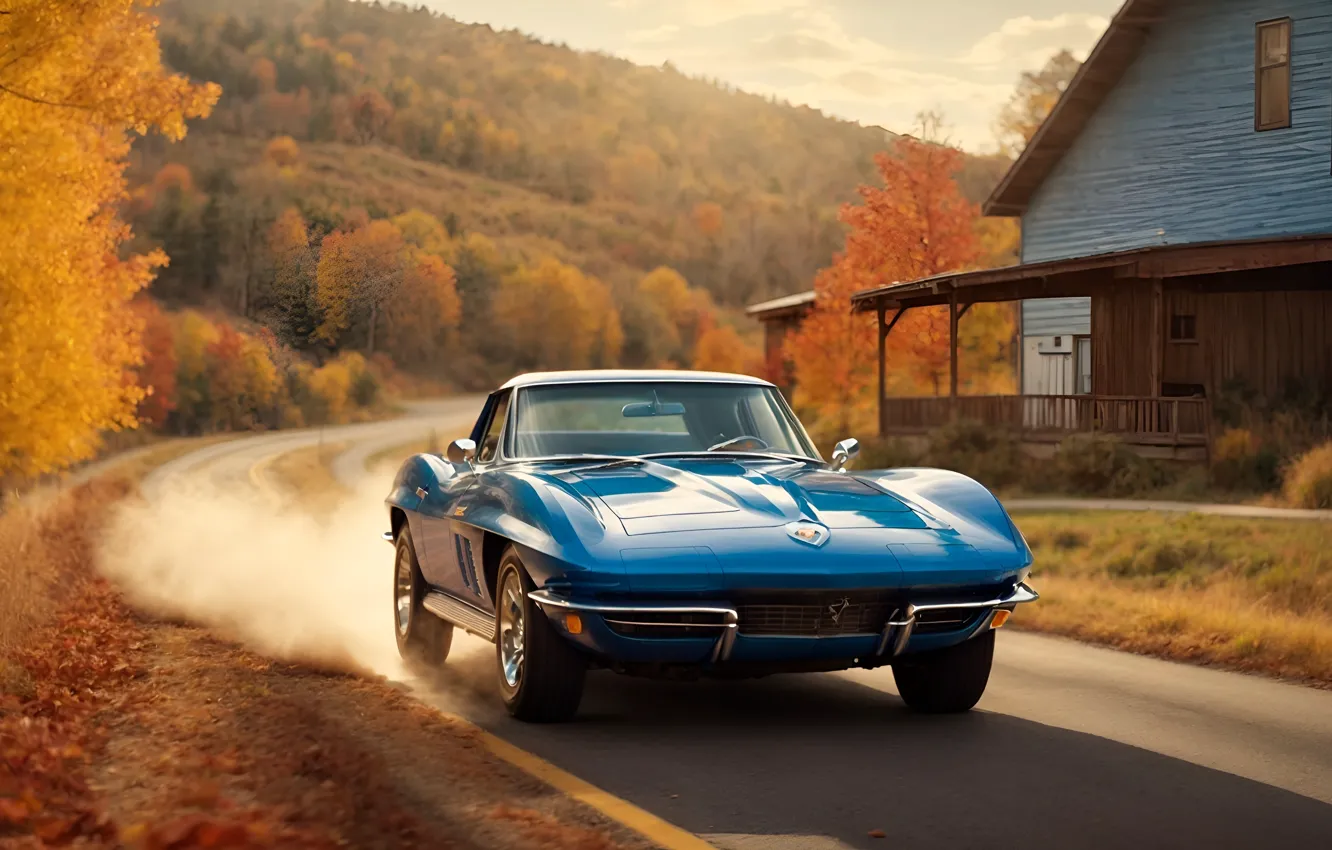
395, 546, 412, 636
498, 572, 525, 689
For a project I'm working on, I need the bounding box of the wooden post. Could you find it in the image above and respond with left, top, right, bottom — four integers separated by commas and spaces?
1149, 277, 1164, 431
877, 306, 886, 436
948, 289, 959, 417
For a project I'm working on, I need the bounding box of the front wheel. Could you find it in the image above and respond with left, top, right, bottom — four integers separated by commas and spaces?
394, 527, 453, 669
893, 629, 994, 713
495, 548, 586, 722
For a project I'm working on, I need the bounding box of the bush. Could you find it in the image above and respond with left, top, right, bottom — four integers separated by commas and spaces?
1211, 427, 1280, 492
1283, 442, 1332, 509
923, 419, 1025, 490
1052, 433, 1167, 497
856, 437, 921, 471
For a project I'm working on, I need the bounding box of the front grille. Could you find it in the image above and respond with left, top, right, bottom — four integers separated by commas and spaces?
603, 610, 728, 639
913, 609, 984, 635
735, 589, 899, 637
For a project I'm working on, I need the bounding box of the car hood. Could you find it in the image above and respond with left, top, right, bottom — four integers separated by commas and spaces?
565, 459, 927, 534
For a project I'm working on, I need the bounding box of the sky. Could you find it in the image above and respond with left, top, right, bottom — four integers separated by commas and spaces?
418, 0, 1123, 152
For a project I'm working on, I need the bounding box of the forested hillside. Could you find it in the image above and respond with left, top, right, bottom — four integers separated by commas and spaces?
128, 0, 1009, 388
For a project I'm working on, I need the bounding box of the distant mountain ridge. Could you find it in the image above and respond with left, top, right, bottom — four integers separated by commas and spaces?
147, 0, 1008, 308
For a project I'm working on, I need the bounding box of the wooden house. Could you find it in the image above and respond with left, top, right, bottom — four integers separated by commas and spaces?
852, 0, 1332, 459
746, 290, 815, 395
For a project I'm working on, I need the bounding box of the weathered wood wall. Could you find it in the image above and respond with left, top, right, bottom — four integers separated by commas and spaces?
1093, 270, 1332, 399
1091, 280, 1156, 397
1164, 287, 1332, 397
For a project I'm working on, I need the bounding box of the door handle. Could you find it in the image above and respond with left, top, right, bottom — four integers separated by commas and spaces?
416, 486, 429, 499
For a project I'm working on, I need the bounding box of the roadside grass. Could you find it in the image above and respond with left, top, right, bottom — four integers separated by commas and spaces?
1013, 511, 1332, 685
365, 431, 460, 473
268, 441, 352, 512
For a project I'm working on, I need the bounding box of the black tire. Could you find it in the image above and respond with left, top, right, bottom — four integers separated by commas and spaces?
495, 547, 586, 723
394, 526, 453, 669
893, 629, 994, 713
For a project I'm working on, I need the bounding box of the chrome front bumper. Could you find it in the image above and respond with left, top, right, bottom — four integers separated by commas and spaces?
530, 582, 1039, 664
528, 590, 739, 662
875, 581, 1040, 658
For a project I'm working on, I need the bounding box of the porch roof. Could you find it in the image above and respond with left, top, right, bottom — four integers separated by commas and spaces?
746, 289, 816, 320
851, 234, 1332, 311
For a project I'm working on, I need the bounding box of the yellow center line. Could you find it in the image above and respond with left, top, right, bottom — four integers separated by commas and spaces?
456, 714, 720, 850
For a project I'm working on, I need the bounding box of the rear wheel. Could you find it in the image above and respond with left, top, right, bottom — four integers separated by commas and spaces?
394, 526, 453, 669
893, 629, 994, 713
495, 548, 586, 722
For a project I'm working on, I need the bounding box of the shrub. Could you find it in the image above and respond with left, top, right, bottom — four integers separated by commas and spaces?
1052, 433, 1167, 497
857, 437, 922, 471
1283, 442, 1332, 509
1211, 427, 1280, 492
923, 419, 1024, 490
308, 359, 353, 424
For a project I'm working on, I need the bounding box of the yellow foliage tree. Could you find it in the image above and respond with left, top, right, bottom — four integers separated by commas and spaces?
493, 258, 623, 370
315, 219, 406, 353
391, 209, 454, 257
0, 0, 218, 476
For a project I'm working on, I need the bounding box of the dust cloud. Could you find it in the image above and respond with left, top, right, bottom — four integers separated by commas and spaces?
97, 471, 489, 685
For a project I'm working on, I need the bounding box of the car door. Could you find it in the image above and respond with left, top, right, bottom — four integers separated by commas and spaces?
445, 389, 512, 611
414, 391, 507, 598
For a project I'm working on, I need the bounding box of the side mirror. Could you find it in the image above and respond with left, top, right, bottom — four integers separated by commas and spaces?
831, 438, 860, 472
446, 438, 477, 465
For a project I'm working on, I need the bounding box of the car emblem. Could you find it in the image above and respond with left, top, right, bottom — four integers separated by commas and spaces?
454, 506, 466, 516
828, 597, 851, 624
785, 520, 830, 547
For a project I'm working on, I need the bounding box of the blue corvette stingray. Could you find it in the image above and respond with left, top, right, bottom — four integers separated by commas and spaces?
385, 370, 1037, 722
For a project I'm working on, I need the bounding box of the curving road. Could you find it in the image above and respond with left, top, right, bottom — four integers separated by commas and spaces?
142, 399, 1332, 850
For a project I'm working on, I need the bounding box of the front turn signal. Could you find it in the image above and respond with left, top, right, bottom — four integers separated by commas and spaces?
991, 610, 1012, 629
564, 613, 584, 635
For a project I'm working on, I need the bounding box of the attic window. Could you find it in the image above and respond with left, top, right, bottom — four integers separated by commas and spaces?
1255, 18, 1292, 131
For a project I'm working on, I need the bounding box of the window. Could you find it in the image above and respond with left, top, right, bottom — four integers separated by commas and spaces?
1256, 18, 1292, 131
1075, 337, 1092, 395
477, 390, 510, 463
1170, 314, 1197, 343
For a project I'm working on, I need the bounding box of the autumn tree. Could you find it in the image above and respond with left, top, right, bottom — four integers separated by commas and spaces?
691, 322, 762, 376
623, 266, 713, 367
268, 207, 319, 347
786, 117, 981, 433
493, 258, 623, 371
315, 219, 407, 354
995, 49, 1081, 156
0, 0, 218, 477
383, 253, 462, 366
133, 299, 178, 428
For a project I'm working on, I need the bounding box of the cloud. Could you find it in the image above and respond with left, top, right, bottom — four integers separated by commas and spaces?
750, 32, 852, 62
957, 13, 1110, 69
627, 23, 680, 44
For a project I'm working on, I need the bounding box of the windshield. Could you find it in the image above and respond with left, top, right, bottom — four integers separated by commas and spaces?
508, 382, 818, 460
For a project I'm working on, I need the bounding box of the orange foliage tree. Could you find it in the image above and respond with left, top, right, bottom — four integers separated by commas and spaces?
132, 299, 178, 428
0, 0, 218, 476
493, 258, 623, 371
384, 253, 463, 365
691, 322, 762, 376
785, 118, 982, 434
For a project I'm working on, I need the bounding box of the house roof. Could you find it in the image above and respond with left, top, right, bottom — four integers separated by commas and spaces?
850, 234, 1332, 311
985, 0, 1167, 217
745, 290, 816, 320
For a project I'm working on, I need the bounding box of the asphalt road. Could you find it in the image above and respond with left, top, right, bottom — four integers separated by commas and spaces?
144, 399, 1332, 850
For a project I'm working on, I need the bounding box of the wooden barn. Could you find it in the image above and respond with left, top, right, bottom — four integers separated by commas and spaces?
852, 0, 1332, 459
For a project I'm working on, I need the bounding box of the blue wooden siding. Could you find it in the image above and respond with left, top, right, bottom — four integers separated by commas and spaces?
1022, 0, 1332, 263
1022, 298, 1091, 336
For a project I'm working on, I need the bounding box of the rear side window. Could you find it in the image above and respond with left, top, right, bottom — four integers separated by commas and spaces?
478, 391, 511, 463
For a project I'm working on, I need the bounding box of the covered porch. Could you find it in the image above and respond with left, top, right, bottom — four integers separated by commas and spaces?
851, 235, 1332, 459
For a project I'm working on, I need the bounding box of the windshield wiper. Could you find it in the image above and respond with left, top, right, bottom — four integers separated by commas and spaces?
640, 451, 819, 465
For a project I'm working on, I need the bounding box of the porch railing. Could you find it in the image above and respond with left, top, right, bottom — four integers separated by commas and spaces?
880, 395, 1211, 446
